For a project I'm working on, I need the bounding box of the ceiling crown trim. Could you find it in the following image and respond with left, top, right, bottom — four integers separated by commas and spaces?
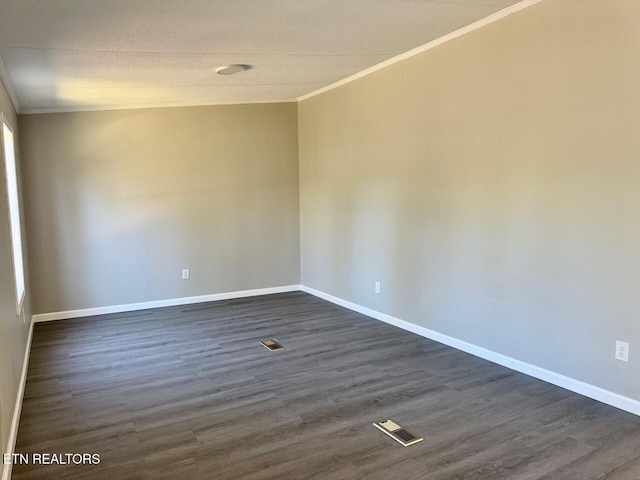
0, 55, 21, 113
298, 0, 544, 102
19, 98, 296, 115
4, 0, 544, 115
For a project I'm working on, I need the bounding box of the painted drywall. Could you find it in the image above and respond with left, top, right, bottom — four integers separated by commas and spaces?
299, 0, 640, 402
20, 103, 300, 313
0, 78, 31, 476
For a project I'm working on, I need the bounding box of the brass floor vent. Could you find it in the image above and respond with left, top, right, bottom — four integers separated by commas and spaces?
373, 419, 423, 447
260, 339, 284, 351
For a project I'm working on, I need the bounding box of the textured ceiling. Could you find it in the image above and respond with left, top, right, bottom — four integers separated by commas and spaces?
0, 0, 521, 113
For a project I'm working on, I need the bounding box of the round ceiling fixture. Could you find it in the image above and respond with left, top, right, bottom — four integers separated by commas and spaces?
216, 64, 249, 75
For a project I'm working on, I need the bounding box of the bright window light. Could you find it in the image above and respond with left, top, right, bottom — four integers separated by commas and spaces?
2, 119, 25, 313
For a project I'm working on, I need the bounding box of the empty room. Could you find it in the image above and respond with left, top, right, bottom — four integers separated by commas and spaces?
1, 0, 639, 479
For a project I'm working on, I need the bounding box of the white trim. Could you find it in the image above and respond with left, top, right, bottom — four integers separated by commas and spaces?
32, 285, 302, 322
1, 116, 26, 316
4, 1, 544, 114
300, 285, 640, 417
1, 319, 33, 480
20, 98, 297, 115
297, 0, 544, 102
0, 55, 20, 113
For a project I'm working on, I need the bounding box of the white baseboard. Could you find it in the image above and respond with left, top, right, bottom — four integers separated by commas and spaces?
23, 282, 640, 422
300, 285, 640, 417
32, 285, 302, 323
1, 319, 34, 480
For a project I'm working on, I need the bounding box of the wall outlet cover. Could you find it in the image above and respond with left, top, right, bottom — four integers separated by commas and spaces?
615, 340, 629, 362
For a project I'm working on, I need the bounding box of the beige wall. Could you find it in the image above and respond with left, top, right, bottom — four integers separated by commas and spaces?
20, 103, 300, 313
299, 0, 640, 401
0, 79, 31, 476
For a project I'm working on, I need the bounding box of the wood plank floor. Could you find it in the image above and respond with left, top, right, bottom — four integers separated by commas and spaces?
13, 292, 640, 479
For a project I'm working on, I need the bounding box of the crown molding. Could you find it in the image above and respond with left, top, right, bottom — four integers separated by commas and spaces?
9, 0, 544, 114
20, 97, 297, 115
0, 55, 21, 113
298, 0, 545, 102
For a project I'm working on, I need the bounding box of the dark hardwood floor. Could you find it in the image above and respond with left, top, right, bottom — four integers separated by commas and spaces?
13, 292, 640, 479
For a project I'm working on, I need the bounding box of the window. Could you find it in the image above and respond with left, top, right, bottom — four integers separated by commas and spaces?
2, 118, 25, 313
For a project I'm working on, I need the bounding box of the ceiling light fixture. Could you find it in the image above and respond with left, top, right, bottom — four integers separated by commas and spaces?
216, 64, 249, 75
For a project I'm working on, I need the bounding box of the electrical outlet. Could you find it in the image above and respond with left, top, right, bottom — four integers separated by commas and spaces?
615, 341, 629, 362
182, 269, 190, 280
374, 282, 381, 294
